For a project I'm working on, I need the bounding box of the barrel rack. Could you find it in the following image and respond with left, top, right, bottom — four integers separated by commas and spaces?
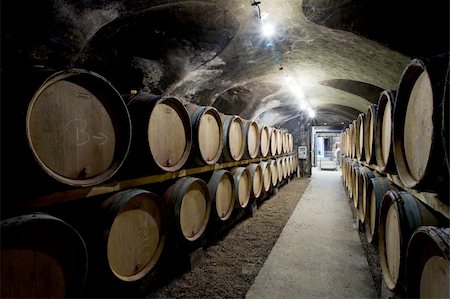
349, 158, 449, 219
20, 152, 296, 210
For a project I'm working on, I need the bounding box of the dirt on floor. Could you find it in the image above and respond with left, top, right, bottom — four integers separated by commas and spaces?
141, 177, 310, 299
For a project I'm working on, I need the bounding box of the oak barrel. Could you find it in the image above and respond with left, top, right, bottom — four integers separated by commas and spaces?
375, 90, 396, 173
269, 159, 278, 187
246, 163, 263, 199
184, 103, 224, 165
406, 226, 450, 298
351, 120, 358, 159
364, 104, 377, 164
230, 167, 251, 208
221, 115, 245, 161
163, 177, 211, 241
364, 177, 398, 244
127, 94, 192, 173
270, 127, 278, 156
276, 158, 283, 183
243, 120, 261, 159
359, 170, 382, 225
1, 213, 88, 298
259, 161, 272, 193
208, 170, 235, 221
260, 126, 271, 158
276, 129, 283, 155
379, 190, 439, 291
356, 113, 365, 161
26, 69, 131, 186
393, 56, 449, 191
101, 189, 165, 281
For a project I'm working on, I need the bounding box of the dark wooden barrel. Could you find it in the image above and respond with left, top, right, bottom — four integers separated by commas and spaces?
355, 167, 376, 223
230, 167, 251, 208
127, 94, 192, 174
364, 104, 377, 164
221, 115, 245, 162
364, 177, 398, 244
379, 190, 439, 292
246, 163, 263, 199
406, 226, 450, 298
100, 189, 165, 282
208, 170, 235, 221
243, 120, 261, 159
1, 213, 88, 298
442, 62, 450, 175
375, 90, 397, 173
184, 103, 224, 166
26, 69, 131, 186
350, 163, 363, 205
269, 159, 278, 187
393, 56, 449, 192
356, 113, 366, 161
260, 126, 271, 158
259, 161, 272, 193
270, 127, 278, 156
163, 177, 211, 241
360, 170, 382, 225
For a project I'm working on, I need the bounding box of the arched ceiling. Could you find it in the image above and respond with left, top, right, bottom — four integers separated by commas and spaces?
2, 0, 448, 131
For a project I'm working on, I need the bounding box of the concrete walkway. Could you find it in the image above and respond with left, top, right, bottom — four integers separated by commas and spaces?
246, 168, 377, 299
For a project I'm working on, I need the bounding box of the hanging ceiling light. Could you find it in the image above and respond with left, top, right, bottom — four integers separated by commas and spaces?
262, 23, 275, 37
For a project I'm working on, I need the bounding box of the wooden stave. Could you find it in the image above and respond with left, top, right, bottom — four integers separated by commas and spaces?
393, 56, 449, 192
127, 94, 192, 174
207, 170, 235, 221
406, 226, 450, 298
26, 69, 132, 187
378, 190, 439, 292
100, 189, 166, 282
1, 213, 88, 298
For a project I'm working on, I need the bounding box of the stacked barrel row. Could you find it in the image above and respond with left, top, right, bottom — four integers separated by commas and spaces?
341, 55, 449, 298
1, 68, 300, 298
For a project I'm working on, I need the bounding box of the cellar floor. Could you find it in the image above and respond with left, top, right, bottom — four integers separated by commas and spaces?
246, 167, 378, 298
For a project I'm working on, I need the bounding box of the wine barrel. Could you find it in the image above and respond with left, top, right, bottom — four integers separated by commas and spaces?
184, 103, 224, 165
288, 133, 293, 153
26, 69, 131, 186
260, 161, 272, 193
269, 159, 278, 187
270, 127, 278, 156
356, 113, 365, 161
276, 158, 283, 183
246, 163, 263, 199
276, 129, 283, 155
359, 170, 381, 225
354, 166, 373, 221
1, 213, 88, 298
364, 177, 398, 244
101, 189, 165, 281
393, 56, 449, 191
230, 167, 251, 208
260, 126, 271, 158
406, 226, 450, 298
351, 120, 357, 159
442, 62, 450, 175
347, 124, 354, 159
221, 115, 245, 162
364, 104, 377, 164
208, 170, 235, 221
375, 90, 397, 173
379, 190, 439, 291
127, 94, 192, 173
243, 120, 261, 159
282, 131, 288, 154
163, 177, 211, 241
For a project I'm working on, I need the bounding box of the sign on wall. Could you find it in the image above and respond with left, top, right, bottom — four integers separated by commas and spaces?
298, 146, 307, 159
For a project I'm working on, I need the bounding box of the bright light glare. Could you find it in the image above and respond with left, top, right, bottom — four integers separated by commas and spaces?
308, 108, 316, 118
262, 23, 275, 37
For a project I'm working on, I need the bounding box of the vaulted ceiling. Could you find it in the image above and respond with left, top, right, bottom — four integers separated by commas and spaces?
2, 0, 448, 131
